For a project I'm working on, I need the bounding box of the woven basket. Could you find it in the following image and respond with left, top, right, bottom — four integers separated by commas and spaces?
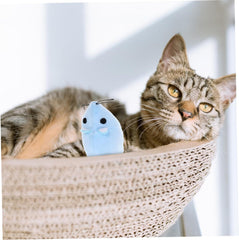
2, 140, 216, 239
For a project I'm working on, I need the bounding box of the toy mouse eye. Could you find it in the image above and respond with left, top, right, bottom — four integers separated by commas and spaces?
100, 118, 107, 124
83, 117, 87, 124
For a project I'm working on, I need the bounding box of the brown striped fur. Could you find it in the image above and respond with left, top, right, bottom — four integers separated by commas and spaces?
16, 114, 69, 159
1, 34, 236, 159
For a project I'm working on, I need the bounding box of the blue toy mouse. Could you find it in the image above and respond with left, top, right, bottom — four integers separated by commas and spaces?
80, 100, 124, 156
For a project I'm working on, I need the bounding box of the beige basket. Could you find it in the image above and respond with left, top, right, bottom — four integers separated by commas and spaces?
2, 140, 216, 239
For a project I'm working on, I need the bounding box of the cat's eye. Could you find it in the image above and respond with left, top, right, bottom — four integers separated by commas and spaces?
168, 85, 181, 98
83, 118, 87, 124
199, 103, 213, 113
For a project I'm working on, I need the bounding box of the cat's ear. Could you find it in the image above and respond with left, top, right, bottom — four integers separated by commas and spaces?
157, 34, 190, 73
214, 73, 236, 110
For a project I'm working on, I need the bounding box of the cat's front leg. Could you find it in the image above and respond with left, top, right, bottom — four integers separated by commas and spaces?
42, 139, 86, 158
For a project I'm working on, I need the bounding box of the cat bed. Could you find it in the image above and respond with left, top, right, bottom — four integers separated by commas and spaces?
2, 140, 216, 239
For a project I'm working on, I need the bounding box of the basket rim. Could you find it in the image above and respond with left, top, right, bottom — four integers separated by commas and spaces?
2, 139, 215, 167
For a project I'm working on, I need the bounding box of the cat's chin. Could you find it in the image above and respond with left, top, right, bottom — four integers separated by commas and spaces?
165, 124, 200, 141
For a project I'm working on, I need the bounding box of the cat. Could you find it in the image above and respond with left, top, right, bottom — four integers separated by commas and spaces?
1, 34, 236, 159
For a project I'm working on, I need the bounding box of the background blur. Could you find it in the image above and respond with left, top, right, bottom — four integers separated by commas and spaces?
0, 0, 238, 236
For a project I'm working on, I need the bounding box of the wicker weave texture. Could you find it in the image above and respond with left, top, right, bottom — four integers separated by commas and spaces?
2, 140, 216, 239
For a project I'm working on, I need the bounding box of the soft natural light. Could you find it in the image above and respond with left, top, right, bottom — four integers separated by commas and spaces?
226, 24, 238, 235
0, 5, 47, 114
0, 1, 237, 237
188, 38, 217, 78
84, 2, 189, 59
187, 38, 221, 236
110, 71, 152, 114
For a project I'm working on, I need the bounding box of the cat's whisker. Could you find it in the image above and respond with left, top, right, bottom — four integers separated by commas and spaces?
154, 124, 166, 141
141, 121, 164, 140
141, 107, 174, 123
141, 104, 161, 112
1, 33, 235, 159
139, 121, 163, 141
141, 108, 156, 114
126, 115, 153, 126
105, 105, 126, 111
160, 108, 174, 113
141, 106, 173, 121
142, 104, 173, 117
142, 110, 172, 122
158, 113, 172, 120
135, 118, 162, 132
123, 116, 154, 131
159, 109, 174, 116
123, 116, 141, 126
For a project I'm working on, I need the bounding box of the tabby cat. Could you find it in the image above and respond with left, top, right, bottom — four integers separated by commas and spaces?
1, 34, 236, 159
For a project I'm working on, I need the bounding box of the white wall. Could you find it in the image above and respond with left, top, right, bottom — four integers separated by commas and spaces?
0, 1, 237, 236
0, 4, 47, 113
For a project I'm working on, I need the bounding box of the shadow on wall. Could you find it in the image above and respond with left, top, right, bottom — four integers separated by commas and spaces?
45, 1, 236, 236
46, 1, 228, 94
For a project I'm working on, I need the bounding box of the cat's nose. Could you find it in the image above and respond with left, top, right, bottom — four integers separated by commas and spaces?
178, 108, 194, 120
178, 101, 196, 121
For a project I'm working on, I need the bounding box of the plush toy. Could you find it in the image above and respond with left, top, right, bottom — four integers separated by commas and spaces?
80, 100, 124, 156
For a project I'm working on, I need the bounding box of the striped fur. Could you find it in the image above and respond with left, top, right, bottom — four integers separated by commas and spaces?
1, 88, 126, 159
1, 34, 236, 159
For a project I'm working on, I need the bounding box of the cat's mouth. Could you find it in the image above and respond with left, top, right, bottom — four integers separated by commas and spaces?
165, 123, 195, 141
177, 125, 187, 134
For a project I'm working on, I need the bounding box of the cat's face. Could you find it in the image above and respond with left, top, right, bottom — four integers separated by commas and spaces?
141, 34, 236, 145
142, 70, 223, 142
